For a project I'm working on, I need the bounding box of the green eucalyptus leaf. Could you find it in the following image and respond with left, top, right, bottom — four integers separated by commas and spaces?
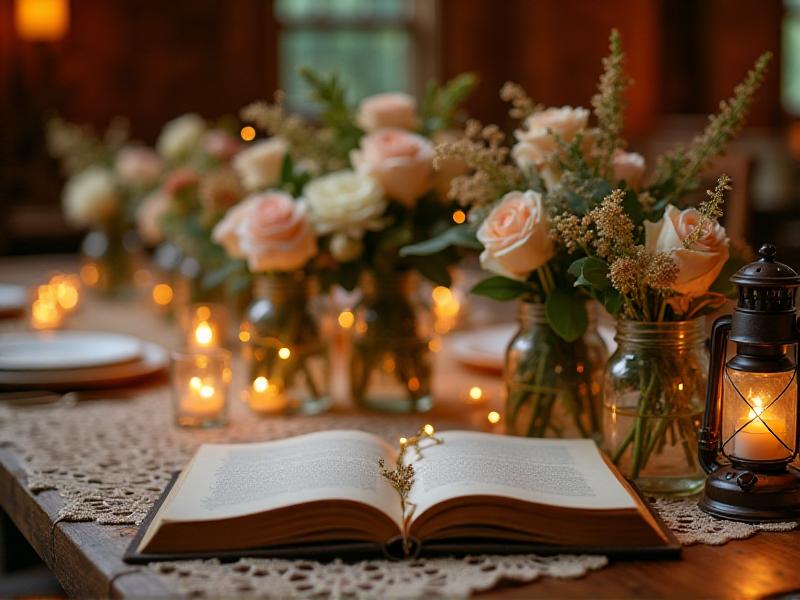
470, 276, 531, 301
400, 225, 481, 256
602, 289, 624, 315
569, 257, 610, 290
545, 288, 588, 342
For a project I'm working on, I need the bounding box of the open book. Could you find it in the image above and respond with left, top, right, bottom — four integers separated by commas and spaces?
126, 430, 679, 562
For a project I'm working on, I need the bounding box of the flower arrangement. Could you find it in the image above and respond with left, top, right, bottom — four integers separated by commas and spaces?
405, 29, 770, 443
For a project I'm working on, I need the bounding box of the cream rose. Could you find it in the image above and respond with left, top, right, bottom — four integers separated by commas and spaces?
156, 113, 206, 161
512, 106, 590, 170
212, 191, 317, 272
62, 167, 120, 226
136, 190, 170, 245
356, 92, 420, 132
477, 190, 555, 280
115, 146, 164, 187
232, 138, 288, 191
611, 149, 646, 189
304, 170, 386, 237
350, 128, 433, 207
644, 204, 730, 295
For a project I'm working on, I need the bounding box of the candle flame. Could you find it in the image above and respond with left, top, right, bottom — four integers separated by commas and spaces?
195, 321, 214, 346
748, 396, 765, 420
199, 384, 215, 399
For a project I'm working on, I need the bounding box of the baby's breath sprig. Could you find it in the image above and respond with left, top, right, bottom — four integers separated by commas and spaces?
651, 53, 770, 199
435, 119, 525, 206
591, 29, 630, 174
682, 174, 731, 249
500, 81, 542, 121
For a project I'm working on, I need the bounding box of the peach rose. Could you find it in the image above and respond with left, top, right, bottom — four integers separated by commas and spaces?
356, 93, 420, 132
232, 138, 288, 191
212, 191, 317, 272
512, 106, 590, 170
611, 149, 646, 189
644, 204, 730, 295
115, 146, 163, 187
350, 128, 433, 207
477, 190, 555, 280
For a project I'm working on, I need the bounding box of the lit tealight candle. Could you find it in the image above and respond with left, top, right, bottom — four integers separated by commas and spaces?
172, 349, 230, 428
734, 396, 788, 461
432, 286, 461, 334
49, 274, 80, 313
182, 304, 227, 349
244, 375, 289, 414
31, 297, 62, 330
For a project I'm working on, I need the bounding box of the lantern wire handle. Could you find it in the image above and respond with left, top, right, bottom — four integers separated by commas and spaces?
699, 316, 732, 473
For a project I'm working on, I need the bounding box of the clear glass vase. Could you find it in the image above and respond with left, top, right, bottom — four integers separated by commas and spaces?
603, 318, 708, 495
505, 302, 607, 439
241, 273, 330, 415
350, 272, 432, 413
80, 228, 138, 297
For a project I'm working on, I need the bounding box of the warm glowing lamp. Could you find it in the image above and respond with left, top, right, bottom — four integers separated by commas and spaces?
15, 0, 69, 42
699, 245, 800, 521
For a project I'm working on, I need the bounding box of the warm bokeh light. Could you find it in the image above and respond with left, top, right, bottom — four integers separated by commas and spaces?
469, 386, 483, 401
240, 126, 256, 142
338, 310, 355, 328
152, 283, 174, 306
253, 376, 269, 393
487, 411, 501, 424
239, 330, 251, 343
399, 436, 408, 445
432, 286, 461, 334
30, 298, 61, 330
49, 274, 80, 312
196, 306, 211, 320
15, 0, 69, 42
423, 424, 435, 435
194, 321, 214, 347
428, 337, 442, 353
80, 263, 100, 287
408, 377, 420, 391
452, 209, 466, 224
189, 376, 203, 391
278, 347, 291, 360
199, 384, 215, 399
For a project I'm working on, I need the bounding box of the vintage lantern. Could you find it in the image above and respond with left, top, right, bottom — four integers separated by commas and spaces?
699, 244, 800, 521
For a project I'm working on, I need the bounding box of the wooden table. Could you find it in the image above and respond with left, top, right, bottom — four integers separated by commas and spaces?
2, 255, 800, 599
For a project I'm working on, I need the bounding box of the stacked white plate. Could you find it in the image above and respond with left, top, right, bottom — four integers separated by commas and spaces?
0, 331, 168, 390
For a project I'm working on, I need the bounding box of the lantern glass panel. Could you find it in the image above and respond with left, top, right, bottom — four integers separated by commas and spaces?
721, 367, 797, 462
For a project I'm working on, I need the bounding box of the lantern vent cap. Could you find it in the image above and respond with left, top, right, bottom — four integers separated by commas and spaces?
730, 244, 800, 287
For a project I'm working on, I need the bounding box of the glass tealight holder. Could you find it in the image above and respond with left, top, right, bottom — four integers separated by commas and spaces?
171, 348, 231, 428
180, 303, 228, 350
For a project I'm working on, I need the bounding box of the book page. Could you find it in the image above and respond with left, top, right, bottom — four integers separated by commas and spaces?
160, 430, 402, 527
407, 431, 638, 519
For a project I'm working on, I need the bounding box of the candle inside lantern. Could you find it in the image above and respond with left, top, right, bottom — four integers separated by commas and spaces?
733, 396, 788, 461
171, 349, 230, 427
244, 376, 288, 414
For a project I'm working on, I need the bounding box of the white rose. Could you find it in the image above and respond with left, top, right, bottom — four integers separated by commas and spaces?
644, 204, 730, 295
356, 92, 420, 132
611, 149, 646, 189
303, 170, 387, 238
350, 128, 434, 207
512, 106, 590, 170
156, 113, 206, 161
232, 138, 288, 192
62, 167, 120, 227
477, 190, 555, 280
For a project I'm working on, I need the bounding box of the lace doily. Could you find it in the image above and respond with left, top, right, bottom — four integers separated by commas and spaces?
0, 393, 796, 598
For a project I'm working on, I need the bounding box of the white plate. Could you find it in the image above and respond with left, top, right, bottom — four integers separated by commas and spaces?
0, 342, 168, 390
0, 331, 143, 371
449, 323, 618, 372
0, 284, 26, 317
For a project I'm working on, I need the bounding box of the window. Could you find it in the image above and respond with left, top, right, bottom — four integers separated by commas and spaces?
275, 0, 438, 111
784, 0, 800, 114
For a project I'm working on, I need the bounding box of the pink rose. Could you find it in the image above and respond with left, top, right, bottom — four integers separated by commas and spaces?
356, 93, 420, 132
212, 191, 317, 272
611, 149, 646, 189
512, 106, 590, 170
350, 128, 434, 207
164, 168, 200, 196
644, 204, 730, 295
202, 130, 241, 162
477, 190, 555, 280
115, 146, 163, 187
136, 190, 171, 245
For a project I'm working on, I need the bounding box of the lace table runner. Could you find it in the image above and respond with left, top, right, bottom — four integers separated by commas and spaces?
0, 393, 796, 599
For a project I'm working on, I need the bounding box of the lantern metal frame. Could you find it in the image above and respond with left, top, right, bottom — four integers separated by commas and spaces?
698, 244, 800, 522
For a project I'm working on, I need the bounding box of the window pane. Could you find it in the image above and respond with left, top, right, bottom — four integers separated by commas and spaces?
783, 9, 800, 114
276, 0, 407, 20
280, 29, 410, 111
